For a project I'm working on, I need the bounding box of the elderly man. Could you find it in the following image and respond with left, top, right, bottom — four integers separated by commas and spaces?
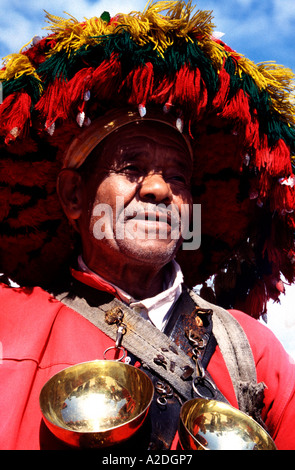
0, 2, 295, 450
58, 117, 193, 302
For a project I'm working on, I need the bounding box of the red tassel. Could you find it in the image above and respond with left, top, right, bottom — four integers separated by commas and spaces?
7, 193, 62, 229
35, 78, 69, 132
0, 158, 60, 189
66, 67, 94, 109
212, 66, 231, 110
243, 280, 268, 318
256, 173, 272, 201
150, 76, 174, 105
120, 62, 154, 107
253, 134, 269, 172
168, 65, 208, 119
271, 181, 295, 215
0, 187, 11, 221
269, 139, 292, 176
287, 249, 295, 265
244, 110, 260, 151
254, 136, 292, 177
91, 53, 122, 101
262, 237, 283, 267
218, 88, 251, 126
0, 92, 32, 143
24, 36, 51, 68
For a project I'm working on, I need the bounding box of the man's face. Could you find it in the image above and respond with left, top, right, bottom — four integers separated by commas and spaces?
78, 121, 193, 268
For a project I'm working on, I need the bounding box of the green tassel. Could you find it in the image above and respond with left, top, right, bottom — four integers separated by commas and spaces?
37, 50, 70, 84
3, 75, 42, 104
185, 41, 218, 96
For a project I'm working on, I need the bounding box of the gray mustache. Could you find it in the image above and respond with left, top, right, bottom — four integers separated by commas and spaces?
121, 203, 181, 225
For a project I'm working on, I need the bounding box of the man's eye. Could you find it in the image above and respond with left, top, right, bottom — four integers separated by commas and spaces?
121, 165, 141, 173
169, 175, 187, 184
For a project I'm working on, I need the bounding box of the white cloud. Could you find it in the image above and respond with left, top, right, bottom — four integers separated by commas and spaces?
273, 0, 295, 27
196, 0, 295, 69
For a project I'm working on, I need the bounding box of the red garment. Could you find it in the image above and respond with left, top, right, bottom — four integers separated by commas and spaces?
70, 267, 119, 297
0, 282, 294, 450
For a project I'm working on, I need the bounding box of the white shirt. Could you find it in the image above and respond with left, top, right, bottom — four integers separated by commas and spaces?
78, 256, 183, 331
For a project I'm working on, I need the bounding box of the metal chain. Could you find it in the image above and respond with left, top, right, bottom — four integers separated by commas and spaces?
103, 306, 127, 360
185, 327, 217, 399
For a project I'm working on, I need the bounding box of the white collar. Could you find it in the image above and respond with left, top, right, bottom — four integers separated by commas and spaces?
77, 256, 183, 331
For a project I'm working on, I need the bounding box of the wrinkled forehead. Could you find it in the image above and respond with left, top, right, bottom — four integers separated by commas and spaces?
103, 120, 192, 163
63, 109, 193, 169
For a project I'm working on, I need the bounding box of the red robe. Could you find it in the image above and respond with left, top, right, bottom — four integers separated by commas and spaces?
0, 282, 294, 450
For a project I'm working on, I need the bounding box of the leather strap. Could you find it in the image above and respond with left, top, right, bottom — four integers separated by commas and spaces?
188, 290, 266, 426
56, 289, 201, 401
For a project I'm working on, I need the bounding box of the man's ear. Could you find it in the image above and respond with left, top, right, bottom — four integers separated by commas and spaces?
57, 169, 83, 221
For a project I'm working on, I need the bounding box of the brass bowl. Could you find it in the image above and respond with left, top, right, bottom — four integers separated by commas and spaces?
40, 360, 154, 448
179, 398, 277, 450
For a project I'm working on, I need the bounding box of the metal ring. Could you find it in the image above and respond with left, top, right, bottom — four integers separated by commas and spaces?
156, 396, 167, 407
192, 376, 217, 400
103, 346, 126, 362
155, 382, 166, 394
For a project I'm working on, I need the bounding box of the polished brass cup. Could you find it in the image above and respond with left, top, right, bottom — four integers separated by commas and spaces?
179, 398, 277, 450
39, 360, 154, 448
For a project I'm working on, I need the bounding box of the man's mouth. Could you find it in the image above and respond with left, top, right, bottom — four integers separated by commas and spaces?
127, 211, 172, 226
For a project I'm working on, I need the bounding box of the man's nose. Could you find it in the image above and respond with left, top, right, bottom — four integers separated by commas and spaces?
138, 172, 173, 203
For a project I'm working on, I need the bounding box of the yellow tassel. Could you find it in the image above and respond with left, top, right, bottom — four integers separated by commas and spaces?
44, 11, 114, 56
0, 53, 41, 86
115, 1, 215, 57
236, 57, 295, 125
199, 38, 228, 71
43, 1, 215, 59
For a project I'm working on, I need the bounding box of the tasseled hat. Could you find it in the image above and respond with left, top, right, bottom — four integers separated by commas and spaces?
0, 1, 295, 319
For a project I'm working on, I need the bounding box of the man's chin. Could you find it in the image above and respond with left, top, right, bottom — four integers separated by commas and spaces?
116, 238, 180, 265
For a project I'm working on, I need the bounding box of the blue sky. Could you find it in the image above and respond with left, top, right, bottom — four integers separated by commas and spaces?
0, 0, 294, 359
